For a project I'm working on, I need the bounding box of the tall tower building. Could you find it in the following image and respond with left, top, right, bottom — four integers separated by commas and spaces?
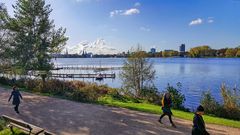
179, 44, 186, 57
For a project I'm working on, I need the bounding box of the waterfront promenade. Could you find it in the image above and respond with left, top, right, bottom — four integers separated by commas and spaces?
0, 87, 239, 135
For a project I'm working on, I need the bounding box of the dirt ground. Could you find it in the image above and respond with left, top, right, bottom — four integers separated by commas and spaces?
0, 87, 239, 135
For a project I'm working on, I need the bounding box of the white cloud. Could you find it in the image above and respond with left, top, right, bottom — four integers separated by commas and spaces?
208, 19, 214, 23
140, 27, 150, 32
110, 10, 123, 17
110, 8, 140, 17
207, 17, 214, 23
134, 2, 141, 7
189, 18, 203, 26
122, 8, 140, 16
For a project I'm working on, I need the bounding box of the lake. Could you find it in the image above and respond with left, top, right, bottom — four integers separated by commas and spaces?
52, 58, 240, 109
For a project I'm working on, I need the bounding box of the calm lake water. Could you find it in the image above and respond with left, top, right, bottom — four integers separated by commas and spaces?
53, 58, 240, 109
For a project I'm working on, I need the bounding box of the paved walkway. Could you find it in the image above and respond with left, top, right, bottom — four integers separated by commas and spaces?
0, 87, 239, 135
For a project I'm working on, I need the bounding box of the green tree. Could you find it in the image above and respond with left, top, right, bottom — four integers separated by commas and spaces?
120, 45, 156, 97
162, 50, 179, 57
0, 3, 12, 69
166, 83, 186, 110
225, 48, 237, 57
236, 50, 240, 57
5, 0, 68, 81
189, 45, 214, 57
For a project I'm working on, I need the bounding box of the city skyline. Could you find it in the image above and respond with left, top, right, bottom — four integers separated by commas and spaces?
2, 0, 240, 52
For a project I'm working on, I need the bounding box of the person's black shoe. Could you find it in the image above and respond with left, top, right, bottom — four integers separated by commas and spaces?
158, 119, 163, 124
16, 111, 20, 114
171, 123, 176, 128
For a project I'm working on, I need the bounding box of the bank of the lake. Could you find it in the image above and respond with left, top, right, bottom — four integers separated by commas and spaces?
0, 84, 240, 129
53, 58, 240, 109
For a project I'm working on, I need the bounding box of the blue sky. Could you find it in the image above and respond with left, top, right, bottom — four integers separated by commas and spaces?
2, 0, 240, 52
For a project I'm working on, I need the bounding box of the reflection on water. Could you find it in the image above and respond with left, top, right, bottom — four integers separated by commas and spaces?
179, 64, 185, 74
53, 58, 240, 109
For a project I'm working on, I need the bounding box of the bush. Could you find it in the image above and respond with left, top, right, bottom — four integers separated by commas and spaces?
15, 78, 26, 88
166, 83, 186, 110
220, 84, 240, 120
139, 86, 163, 105
201, 84, 240, 120
0, 118, 6, 131
25, 79, 42, 92
201, 91, 222, 115
221, 84, 240, 109
0, 77, 11, 86
0, 76, 119, 103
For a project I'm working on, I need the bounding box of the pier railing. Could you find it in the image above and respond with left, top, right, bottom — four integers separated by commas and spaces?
49, 73, 116, 79
53, 65, 122, 71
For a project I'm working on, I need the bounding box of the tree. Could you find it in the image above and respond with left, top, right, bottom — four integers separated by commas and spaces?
0, 3, 12, 69
216, 48, 227, 57
120, 45, 156, 97
4, 0, 68, 81
225, 48, 237, 57
236, 49, 240, 57
162, 50, 179, 57
189, 45, 214, 57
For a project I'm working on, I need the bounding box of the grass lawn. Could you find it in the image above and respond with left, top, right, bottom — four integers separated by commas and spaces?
0, 128, 27, 135
98, 96, 240, 128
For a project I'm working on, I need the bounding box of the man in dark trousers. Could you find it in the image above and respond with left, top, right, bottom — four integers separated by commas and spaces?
8, 86, 23, 114
192, 105, 210, 135
158, 92, 176, 128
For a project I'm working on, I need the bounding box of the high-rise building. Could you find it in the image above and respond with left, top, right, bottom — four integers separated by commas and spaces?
179, 44, 186, 57
179, 44, 185, 53
150, 48, 156, 54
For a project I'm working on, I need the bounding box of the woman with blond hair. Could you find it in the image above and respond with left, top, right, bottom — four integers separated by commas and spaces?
158, 92, 176, 128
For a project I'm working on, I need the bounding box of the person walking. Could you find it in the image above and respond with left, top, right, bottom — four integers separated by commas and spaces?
158, 92, 176, 128
192, 105, 210, 135
8, 86, 23, 114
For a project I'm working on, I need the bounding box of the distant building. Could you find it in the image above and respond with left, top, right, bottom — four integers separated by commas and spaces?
164, 49, 174, 52
82, 50, 93, 58
179, 44, 185, 52
150, 48, 156, 54
179, 44, 186, 57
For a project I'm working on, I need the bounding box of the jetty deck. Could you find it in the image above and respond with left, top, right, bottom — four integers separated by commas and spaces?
49, 73, 116, 79
54, 65, 122, 71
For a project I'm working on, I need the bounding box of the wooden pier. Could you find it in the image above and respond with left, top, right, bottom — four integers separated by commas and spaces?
49, 73, 116, 79
53, 65, 122, 71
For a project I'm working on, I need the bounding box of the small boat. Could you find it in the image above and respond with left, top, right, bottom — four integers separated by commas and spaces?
95, 73, 103, 81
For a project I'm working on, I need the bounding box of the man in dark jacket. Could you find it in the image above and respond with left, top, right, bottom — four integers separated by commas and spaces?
8, 86, 23, 114
158, 92, 176, 128
192, 105, 210, 135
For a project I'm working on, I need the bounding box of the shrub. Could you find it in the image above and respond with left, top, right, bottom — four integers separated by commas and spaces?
0, 118, 6, 131
25, 79, 42, 92
166, 83, 186, 110
220, 84, 240, 120
201, 84, 240, 120
221, 84, 240, 109
0, 77, 11, 86
43, 79, 70, 96
201, 91, 222, 115
139, 86, 163, 105
15, 78, 26, 88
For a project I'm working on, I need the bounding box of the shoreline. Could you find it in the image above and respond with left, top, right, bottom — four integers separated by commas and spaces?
0, 83, 239, 129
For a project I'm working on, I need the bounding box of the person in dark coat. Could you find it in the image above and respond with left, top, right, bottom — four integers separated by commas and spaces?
8, 86, 23, 114
192, 105, 210, 135
158, 92, 176, 128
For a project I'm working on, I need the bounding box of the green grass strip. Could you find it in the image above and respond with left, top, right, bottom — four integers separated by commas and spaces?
98, 96, 240, 128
